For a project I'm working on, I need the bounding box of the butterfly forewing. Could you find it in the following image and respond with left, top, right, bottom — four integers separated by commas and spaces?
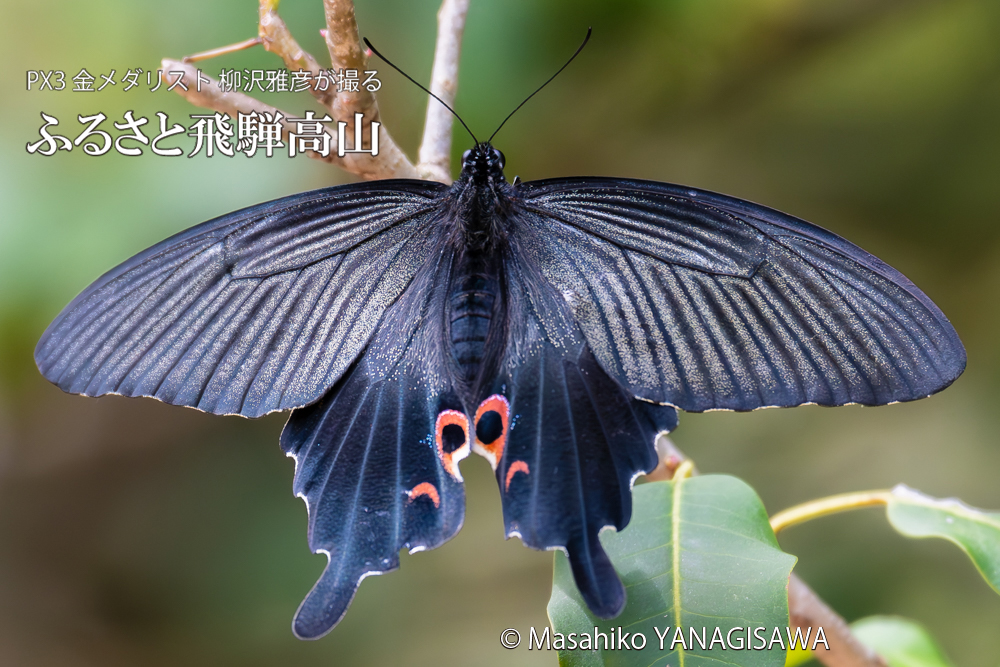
34, 180, 449, 417
515, 177, 966, 412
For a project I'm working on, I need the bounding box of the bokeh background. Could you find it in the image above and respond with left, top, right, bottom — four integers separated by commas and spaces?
2, 0, 998, 665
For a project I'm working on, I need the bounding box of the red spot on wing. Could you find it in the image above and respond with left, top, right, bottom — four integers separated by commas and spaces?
406, 482, 441, 508
473, 394, 510, 470
505, 460, 530, 491
435, 409, 470, 482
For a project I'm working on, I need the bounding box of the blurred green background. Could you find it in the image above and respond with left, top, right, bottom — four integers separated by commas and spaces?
2, 0, 999, 665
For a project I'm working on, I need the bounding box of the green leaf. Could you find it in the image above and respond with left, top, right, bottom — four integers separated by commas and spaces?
851, 616, 954, 667
887, 484, 1000, 595
548, 475, 797, 667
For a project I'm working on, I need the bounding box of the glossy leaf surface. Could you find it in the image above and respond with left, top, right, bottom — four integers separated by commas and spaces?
888, 484, 1000, 595
549, 475, 796, 667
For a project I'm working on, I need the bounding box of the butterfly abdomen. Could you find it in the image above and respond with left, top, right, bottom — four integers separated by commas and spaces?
449, 273, 498, 384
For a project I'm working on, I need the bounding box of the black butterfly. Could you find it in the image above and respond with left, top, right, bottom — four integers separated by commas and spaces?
34, 139, 966, 637
34, 36, 966, 640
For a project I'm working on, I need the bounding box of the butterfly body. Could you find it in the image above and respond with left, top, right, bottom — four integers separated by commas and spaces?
36, 141, 965, 639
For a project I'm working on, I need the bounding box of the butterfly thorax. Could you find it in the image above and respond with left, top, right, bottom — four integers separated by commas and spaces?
453, 143, 513, 251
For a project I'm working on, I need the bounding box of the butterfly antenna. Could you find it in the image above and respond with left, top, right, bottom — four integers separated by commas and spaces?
487, 27, 592, 144
363, 37, 479, 145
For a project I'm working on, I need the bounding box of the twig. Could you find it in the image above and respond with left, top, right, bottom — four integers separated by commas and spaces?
258, 0, 334, 109
644, 434, 697, 481
416, 0, 470, 183
770, 491, 892, 534
321, 0, 419, 180
165, 0, 420, 180
650, 441, 884, 667
183, 37, 262, 64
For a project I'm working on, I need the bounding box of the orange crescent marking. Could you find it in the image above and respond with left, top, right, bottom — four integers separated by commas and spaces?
435, 410, 470, 481
407, 482, 441, 508
474, 394, 510, 470
505, 460, 530, 491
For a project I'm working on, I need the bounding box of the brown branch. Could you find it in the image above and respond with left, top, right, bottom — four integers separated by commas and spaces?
321, 0, 419, 180
323, 0, 370, 82
416, 0, 470, 183
258, 0, 334, 110
166, 0, 419, 180
789, 575, 887, 667
647, 441, 884, 667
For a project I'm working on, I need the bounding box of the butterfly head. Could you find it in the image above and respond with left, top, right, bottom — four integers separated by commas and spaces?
460, 143, 507, 185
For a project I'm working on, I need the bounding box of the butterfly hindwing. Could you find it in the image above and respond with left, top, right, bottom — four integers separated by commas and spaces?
475, 254, 676, 617
280, 242, 468, 639
517, 177, 966, 411
35, 180, 448, 417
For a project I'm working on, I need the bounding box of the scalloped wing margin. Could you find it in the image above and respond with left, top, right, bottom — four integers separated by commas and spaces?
279, 243, 467, 639
483, 254, 675, 618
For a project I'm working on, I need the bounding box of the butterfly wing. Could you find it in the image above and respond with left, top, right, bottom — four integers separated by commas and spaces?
473, 255, 677, 617
35, 180, 448, 417
280, 243, 469, 639
515, 177, 966, 411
